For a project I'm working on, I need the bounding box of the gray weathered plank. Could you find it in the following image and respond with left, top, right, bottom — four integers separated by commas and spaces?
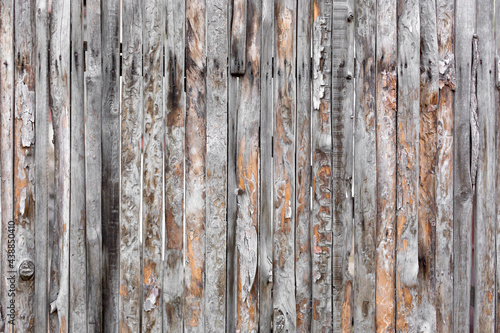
49, 0, 71, 330
474, 0, 496, 330
273, 0, 297, 330
230, 0, 247, 74
120, 0, 142, 331
496, 0, 500, 330
205, 0, 228, 329
70, 0, 87, 330
435, 0, 455, 331
396, 0, 420, 331
354, 0, 377, 331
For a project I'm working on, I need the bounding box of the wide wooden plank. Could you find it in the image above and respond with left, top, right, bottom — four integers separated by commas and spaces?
230, 0, 247, 74
396, 0, 420, 331
49, 0, 70, 331
311, 0, 333, 329
453, 0, 474, 331
184, 0, 206, 329
474, 0, 496, 329
418, 0, 438, 331
85, 0, 103, 329
435, 0, 455, 331
273, 0, 297, 330
354, 0, 376, 331
70, 0, 87, 330
295, 0, 312, 329
205, 0, 228, 329
331, 1, 354, 331
163, 0, 185, 329
374, 0, 396, 331
120, 0, 142, 331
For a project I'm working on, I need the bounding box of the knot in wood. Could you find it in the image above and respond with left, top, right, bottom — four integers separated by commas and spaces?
19, 259, 35, 281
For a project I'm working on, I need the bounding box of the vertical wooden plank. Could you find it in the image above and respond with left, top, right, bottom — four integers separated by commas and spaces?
163, 0, 185, 329
453, 0, 474, 330
474, 0, 496, 329
205, 0, 227, 329
331, 1, 354, 331
49, 0, 70, 330
34, 0, 49, 330
295, 0, 312, 329
120, 0, 142, 331
374, 0, 397, 330
273, 0, 297, 330
418, 0, 438, 331
435, 0, 455, 331
184, 0, 206, 329
496, 1, 500, 331
101, 0, 120, 330
85, 0, 103, 329
229, 0, 247, 74
396, 0, 420, 331
70, 0, 87, 329
354, 0, 376, 331
142, 0, 164, 330
311, 0, 333, 329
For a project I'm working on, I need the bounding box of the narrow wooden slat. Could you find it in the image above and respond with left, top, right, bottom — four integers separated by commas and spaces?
163, 0, 185, 329
101, 0, 121, 330
142, 1, 164, 330
418, 0, 438, 330
311, 0, 333, 328
435, 0, 455, 331
374, 0, 396, 330
496, 0, 500, 331
205, 0, 228, 328
34, 0, 49, 330
295, 0, 312, 328
120, 0, 142, 330
49, 0, 70, 330
85, 0, 103, 329
396, 0, 420, 331
230, 0, 247, 74
184, 0, 206, 329
273, 0, 297, 330
331, 1, 354, 331
453, 0, 474, 330
70, 0, 87, 329
354, 0, 376, 331
474, 0, 496, 329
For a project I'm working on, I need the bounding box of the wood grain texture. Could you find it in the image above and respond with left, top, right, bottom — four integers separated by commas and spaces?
184, 0, 206, 329
435, 0, 455, 331
49, 0, 70, 330
163, 0, 185, 330
205, 0, 227, 329
453, 0, 474, 331
474, 0, 496, 330
496, 0, 500, 330
295, 0, 311, 329
418, 0, 438, 331
142, 1, 164, 331
354, 0, 376, 331
230, 0, 247, 74
85, 0, 103, 329
70, 0, 87, 329
120, 0, 142, 331
374, 0, 397, 331
273, 0, 296, 331
396, 0, 420, 331
331, 1, 354, 331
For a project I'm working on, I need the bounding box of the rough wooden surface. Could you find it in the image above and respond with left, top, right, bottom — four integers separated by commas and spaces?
49, 0, 70, 331
474, 0, 496, 330
184, 0, 206, 330
120, 0, 142, 331
496, 1, 500, 330
230, 0, 247, 74
435, 0, 455, 331
396, 0, 420, 331
70, 0, 87, 330
273, 0, 297, 331
418, 0, 438, 331
354, 0, 376, 331
453, 0, 474, 331
374, 0, 397, 330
